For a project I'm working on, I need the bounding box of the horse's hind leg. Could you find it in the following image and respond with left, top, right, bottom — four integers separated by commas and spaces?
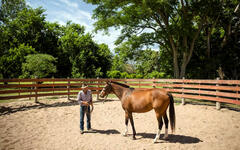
154, 110, 163, 143
163, 113, 169, 139
123, 112, 129, 136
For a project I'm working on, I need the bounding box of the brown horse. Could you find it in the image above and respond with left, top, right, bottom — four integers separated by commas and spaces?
99, 81, 176, 143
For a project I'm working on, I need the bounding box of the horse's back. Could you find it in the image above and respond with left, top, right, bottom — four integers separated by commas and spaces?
124, 88, 169, 113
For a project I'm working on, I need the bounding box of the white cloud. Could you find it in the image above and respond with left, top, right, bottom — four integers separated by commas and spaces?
92, 29, 121, 51
48, 8, 93, 29
27, 0, 120, 51
59, 0, 79, 9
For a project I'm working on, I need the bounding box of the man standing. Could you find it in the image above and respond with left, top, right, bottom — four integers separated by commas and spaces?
77, 84, 93, 134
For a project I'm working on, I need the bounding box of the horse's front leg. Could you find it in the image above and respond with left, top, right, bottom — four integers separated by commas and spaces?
129, 113, 136, 140
123, 112, 129, 136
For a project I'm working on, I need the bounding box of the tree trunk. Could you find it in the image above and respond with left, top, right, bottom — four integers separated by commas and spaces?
169, 36, 180, 78
207, 28, 211, 58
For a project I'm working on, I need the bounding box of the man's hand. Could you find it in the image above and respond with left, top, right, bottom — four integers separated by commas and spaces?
81, 101, 90, 106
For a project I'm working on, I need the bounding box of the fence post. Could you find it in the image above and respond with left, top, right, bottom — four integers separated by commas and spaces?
139, 79, 141, 88
237, 84, 239, 101
52, 77, 54, 95
18, 80, 20, 96
29, 80, 32, 100
30, 80, 34, 100
97, 77, 99, 100
67, 77, 70, 100
35, 77, 38, 103
182, 77, 185, 105
152, 77, 156, 88
216, 77, 221, 110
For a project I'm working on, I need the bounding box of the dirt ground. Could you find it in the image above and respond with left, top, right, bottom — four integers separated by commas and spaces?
0, 97, 240, 150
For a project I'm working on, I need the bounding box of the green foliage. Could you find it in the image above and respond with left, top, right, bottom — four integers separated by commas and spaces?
60, 22, 112, 78
107, 70, 121, 78
145, 71, 167, 79
120, 72, 128, 79
85, 0, 240, 79
106, 71, 144, 79
0, 44, 36, 78
21, 54, 57, 78
0, 0, 27, 24
0, 1, 112, 79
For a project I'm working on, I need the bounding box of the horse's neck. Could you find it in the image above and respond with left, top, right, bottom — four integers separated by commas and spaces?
112, 84, 128, 100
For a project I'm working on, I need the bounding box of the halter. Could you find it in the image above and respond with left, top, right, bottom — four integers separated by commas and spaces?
100, 82, 112, 99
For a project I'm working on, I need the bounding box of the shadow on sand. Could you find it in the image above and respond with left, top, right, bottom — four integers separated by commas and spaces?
84, 129, 120, 135
0, 98, 116, 116
137, 133, 202, 144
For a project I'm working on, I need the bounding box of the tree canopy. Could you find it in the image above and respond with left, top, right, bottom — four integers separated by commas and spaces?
0, 0, 113, 79
21, 54, 57, 79
84, 0, 240, 79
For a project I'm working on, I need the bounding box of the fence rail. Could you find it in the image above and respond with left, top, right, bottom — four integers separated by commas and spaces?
0, 78, 239, 106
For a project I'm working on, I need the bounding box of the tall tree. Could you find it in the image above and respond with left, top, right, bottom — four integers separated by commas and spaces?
0, 44, 36, 78
0, 0, 27, 24
60, 22, 112, 78
84, 0, 239, 78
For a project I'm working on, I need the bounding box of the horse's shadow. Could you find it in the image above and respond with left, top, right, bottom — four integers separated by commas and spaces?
137, 133, 202, 144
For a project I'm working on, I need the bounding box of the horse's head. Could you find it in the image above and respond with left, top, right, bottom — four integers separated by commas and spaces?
99, 81, 112, 98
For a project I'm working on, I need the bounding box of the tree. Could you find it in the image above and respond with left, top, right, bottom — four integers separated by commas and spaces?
21, 54, 57, 78
0, 44, 36, 78
84, 0, 239, 78
0, 0, 27, 24
0, 0, 56, 78
60, 22, 112, 78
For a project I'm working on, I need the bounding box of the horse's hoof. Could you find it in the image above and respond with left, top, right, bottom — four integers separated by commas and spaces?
122, 133, 128, 137
132, 137, 136, 140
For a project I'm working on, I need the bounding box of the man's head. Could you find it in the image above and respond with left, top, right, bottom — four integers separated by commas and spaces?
82, 84, 88, 93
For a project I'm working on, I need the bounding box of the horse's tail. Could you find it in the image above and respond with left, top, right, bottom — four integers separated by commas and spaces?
168, 93, 176, 133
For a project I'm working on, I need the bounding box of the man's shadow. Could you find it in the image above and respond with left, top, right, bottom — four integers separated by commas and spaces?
84, 129, 120, 135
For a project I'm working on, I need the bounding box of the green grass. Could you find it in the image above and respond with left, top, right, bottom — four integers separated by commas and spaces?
0, 99, 19, 103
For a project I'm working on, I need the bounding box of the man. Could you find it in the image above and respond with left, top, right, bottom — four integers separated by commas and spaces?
77, 84, 93, 134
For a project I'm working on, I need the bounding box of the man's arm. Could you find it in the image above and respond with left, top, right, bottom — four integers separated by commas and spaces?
77, 91, 82, 104
89, 90, 93, 104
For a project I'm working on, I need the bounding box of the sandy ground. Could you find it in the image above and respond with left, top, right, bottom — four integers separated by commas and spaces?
0, 97, 240, 150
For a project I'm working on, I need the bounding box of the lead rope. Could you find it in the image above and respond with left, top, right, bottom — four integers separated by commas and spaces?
103, 94, 109, 104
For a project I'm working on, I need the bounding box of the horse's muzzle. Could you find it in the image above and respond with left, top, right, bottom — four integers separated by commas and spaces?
99, 91, 105, 98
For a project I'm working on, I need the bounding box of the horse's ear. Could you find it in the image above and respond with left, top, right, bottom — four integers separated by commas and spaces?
107, 80, 112, 85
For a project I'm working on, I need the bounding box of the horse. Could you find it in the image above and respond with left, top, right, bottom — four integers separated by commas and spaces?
99, 81, 176, 143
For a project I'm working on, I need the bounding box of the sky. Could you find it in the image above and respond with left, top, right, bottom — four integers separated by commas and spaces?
26, 0, 121, 51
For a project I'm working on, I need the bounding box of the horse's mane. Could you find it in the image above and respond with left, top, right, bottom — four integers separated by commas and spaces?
111, 81, 131, 88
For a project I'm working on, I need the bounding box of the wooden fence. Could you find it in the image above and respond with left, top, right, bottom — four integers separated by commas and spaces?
0, 78, 239, 108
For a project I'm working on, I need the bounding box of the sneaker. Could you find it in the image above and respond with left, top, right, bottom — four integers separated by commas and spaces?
87, 128, 92, 131
80, 130, 84, 134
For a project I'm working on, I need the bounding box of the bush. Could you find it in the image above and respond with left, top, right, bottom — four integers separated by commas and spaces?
120, 72, 129, 79
107, 70, 121, 78
21, 54, 57, 78
145, 71, 166, 79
